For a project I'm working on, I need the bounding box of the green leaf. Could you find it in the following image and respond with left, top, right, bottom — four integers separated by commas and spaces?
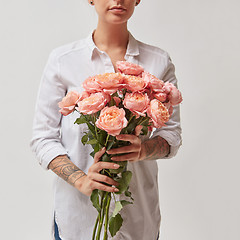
120, 200, 133, 207
102, 153, 111, 162
109, 213, 123, 237
112, 200, 133, 218
87, 130, 94, 138
140, 117, 150, 126
125, 187, 134, 201
75, 114, 97, 140
90, 189, 101, 213
112, 201, 122, 218
90, 151, 95, 158
124, 120, 137, 134
74, 115, 87, 124
98, 130, 107, 146
86, 122, 95, 135
81, 134, 88, 145
84, 114, 91, 122
125, 108, 132, 120
95, 111, 100, 118
98, 190, 104, 198
106, 135, 116, 151
86, 139, 98, 145
115, 171, 132, 194
94, 143, 101, 153
106, 141, 115, 151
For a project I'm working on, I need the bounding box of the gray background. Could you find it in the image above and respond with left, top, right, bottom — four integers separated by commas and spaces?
1, 0, 240, 239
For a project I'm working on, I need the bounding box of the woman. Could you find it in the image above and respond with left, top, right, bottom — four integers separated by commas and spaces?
30, 0, 182, 239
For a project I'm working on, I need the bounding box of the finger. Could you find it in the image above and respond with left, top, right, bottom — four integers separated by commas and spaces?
116, 134, 139, 144
111, 152, 139, 162
90, 162, 120, 173
94, 147, 106, 163
135, 125, 143, 137
89, 172, 119, 187
91, 181, 119, 193
107, 145, 137, 155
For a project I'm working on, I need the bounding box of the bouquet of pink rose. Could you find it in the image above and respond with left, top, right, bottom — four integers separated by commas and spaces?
58, 61, 182, 239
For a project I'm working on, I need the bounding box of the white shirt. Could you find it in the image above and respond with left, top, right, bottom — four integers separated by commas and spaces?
30, 30, 182, 240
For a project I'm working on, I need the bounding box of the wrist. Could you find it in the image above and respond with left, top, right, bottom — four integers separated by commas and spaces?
73, 173, 87, 189
138, 136, 170, 161
139, 143, 146, 161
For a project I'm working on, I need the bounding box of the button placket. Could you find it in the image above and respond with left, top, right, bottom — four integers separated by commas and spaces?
100, 51, 115, 73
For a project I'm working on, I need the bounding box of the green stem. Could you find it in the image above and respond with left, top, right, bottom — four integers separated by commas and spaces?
104, 169, 111, 175
127, 113, 134, 126
103, 193, 111, 240
105, 134, 110, 147
137, 117, 149, 126
94, 119, 99, 141
96, 192, 107, 240
92, 214, 99, 240
94, 192, 104, 240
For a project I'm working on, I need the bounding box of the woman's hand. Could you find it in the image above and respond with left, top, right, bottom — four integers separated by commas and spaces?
74, 147, 120, 197
106, 125, 143, 162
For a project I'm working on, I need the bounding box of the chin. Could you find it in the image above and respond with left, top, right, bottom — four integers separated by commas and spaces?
106, 16, 130, 25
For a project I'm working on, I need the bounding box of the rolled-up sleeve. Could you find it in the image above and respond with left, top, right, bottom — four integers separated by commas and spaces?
30, 50, 68, 170
150, 55, 182, 159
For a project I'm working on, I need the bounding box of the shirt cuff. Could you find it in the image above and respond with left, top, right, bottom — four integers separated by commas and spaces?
37, 145, 68, 171
150, 129, 182, 159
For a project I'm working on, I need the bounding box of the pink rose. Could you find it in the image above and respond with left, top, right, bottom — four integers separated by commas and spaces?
163, 102, 173, 116
142, 71, 164, 92
164, 82, 183, 105
124, 75, 147, 92
58, 91, 80, 116
146, 89, 167, 102
147, 99, 170, 128
82, 76, 102, 93
116, 61, 144, 76
162, 82, 172, 94
79, 91, 90, 101
153, 92, 167, 102
76, 92, 110, 115
95, 73, 125, 95
96, 106, 128, 136
123, 92, 150, 117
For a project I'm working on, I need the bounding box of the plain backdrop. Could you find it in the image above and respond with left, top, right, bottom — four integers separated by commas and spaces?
1, 0, 240, 239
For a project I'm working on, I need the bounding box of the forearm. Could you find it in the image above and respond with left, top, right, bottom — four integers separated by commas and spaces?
140, 136, 170, 161
48, 155, 86, 187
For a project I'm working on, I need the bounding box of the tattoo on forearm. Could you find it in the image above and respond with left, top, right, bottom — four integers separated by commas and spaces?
142, 136, 170, 161
48, 155, 86, 186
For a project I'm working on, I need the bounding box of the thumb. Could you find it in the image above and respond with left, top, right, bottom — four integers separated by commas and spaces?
135, 125, 143, 137
94, 147, 106, 163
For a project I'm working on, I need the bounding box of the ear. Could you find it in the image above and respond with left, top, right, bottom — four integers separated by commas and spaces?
136, 0, 141, 6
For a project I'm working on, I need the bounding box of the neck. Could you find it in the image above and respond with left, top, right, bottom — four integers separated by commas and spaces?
93, 22, 129, 52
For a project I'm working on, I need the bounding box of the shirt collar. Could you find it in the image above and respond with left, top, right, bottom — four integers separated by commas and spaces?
85, 29, 140, 60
